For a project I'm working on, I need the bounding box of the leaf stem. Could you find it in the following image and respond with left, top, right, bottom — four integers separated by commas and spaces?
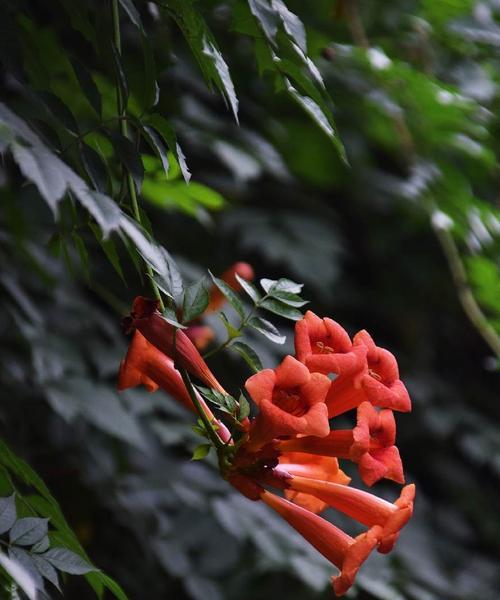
110, 0, 164, 310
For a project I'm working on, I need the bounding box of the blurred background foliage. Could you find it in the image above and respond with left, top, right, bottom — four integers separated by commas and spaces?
0, 0, 499, 598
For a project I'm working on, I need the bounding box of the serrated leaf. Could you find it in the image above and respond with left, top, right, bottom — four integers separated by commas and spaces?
70, 58, 102, 117
238, 393, 251, 420
260, 298, 303, 320
248, 0, 279, 43
10, 518, 49, 546
231, 342, 263, 373
141, 125, 169, 177
32, 554, 60, 591
145, 114, 191, 183
43, 548, 95, 575
202, 38, 239, 122
285, 79, 347, 163
249, 316, 286, 344
209, 272, 245, 318
271, 0, 306, 51
183, 281, 209, 323
235, 273, 261, 304
191, 444, 211, 460
11, 142, 66, 215
0, 494, 17, 535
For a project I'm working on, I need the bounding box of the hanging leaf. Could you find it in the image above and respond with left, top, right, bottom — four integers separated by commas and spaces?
183, 281, 209, 323
0, 551, 37, 600
248, 316, 286, 344
32, 554, 60, 592
70, 58, 102, 117
235, 273, 261, 304
260, 298, 303, 320
231, 342, 263, 373
191, 444, 211, 460
9, 518, 49, 547
0, 494, 16, 535
209, 272, 245, 319
141, 125, 169, 177
42, 548, 96, 575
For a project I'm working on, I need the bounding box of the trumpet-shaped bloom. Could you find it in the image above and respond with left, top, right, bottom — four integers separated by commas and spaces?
353, 330, 411, 412
278, 452, 350, 513
245, 356, 330, 451
288, 477, 415, 553
207, 262, 255, 312
295, 311, 366, 377
325, 331, 411, 417
278, 402, 404, 487
124, 297, 226, 393
261, 490, 382, 596
118, 331, 231, 443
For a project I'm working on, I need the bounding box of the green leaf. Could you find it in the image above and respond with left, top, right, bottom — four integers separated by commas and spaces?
209, 272, 245, 319
8, 547, 43, 591
270, 290, 308, 307
9, 518, 49, 546
247, 0, 279, 43
191, 444, 211, 460
0, 494, 17, 535
271, 0, 306, 51
43, 548, 96, 575
141, 125, 169, 177
231, 342, 263, 373
145, 114, 191, 183
183, 281, 209, 323
260, 277, 303, 294
110, 42, 129, 106
80, 143, 108, 193
71, 232, 90, 281
218, 312, 242, 340
249, 316, 286, 344
31, 536, 50, 554
238, 393, 251, 420
235, 273, 261, 304
110, 133, 144, 192
285, 79, 347, 163
165, 0, 239, 121
32, 554, 60, 591
140, 32, 159, 110
260, 298, 303, 320
36, 91, 79, 136
70, 58, 102, 117
160, 305, 187, 329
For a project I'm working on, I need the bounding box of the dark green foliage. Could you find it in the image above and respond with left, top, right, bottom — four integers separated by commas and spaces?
0, 0, 499, 599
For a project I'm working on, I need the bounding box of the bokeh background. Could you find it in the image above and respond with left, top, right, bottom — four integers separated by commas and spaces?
1, 0, 499, 598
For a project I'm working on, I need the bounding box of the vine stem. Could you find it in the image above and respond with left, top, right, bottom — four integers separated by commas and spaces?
179, 368, 226, 451
110, 0, 164, 310
433, 222, 500, 360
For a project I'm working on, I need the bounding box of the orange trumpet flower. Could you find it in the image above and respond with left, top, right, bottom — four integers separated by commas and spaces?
118, 330, 231, 443
124, 296, 226, 394
261, 490, 382, 596
278, 401, 404, 487
278, 452, 350, 513
287, 478, 415, 554
245, 355, 330, 451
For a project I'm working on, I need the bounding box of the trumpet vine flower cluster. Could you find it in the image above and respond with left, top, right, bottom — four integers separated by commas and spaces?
118, 267, 414, 596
